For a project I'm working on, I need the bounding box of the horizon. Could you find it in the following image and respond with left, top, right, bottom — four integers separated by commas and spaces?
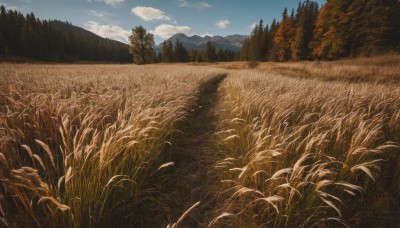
0, 0, 326, 45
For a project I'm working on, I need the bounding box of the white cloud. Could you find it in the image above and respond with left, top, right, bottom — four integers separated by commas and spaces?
0, 2, 19, 10
131, 6, 171, 22
177, 0, 189, 7
104, 0, 124, 6
176, 0, 211, 9
215, 19, 230, 29
86, 21, 130, 43
198, 2, 211, 8
89, 9, 112, 18
87, 0, 123, 6
248, 22, 257, 30
152, 24, 193, 39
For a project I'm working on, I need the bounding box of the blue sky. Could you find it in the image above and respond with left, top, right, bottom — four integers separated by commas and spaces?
1, 0, 326, 44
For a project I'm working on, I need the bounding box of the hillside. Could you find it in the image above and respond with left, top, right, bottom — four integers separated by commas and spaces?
0, 5, 131, 62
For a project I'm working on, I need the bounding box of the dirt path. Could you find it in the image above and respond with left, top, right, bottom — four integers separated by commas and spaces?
167, 74, 227, 227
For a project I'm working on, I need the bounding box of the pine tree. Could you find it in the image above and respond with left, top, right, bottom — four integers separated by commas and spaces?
162, 41, 173, 63
346, 0, 400, 56
204, 41, 216, 62
291, 0, 319, 60
268, 19, 279, 60
173, 39, 187, 62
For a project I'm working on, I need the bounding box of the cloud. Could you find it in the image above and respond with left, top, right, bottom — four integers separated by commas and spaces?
0, 2, 19, 10
87, 0, 123, 6
152, 24, 193, 39
215, 19, 230, 29
104, 0, 124, 6
131, 6, 171, 22
176, 0, 211, 9
88, 9, 112, 18
177, 0, 189, 7
198, 2, 211, 8
248, 22, 257, 30
86, 21, 130, 43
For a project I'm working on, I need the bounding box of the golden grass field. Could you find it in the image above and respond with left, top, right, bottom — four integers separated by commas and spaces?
1, 55, 400, 227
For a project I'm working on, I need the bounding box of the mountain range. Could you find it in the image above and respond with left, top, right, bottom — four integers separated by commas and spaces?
156, 33, 248, 52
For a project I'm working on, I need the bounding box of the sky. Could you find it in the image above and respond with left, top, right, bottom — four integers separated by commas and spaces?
1, 0, 326, 45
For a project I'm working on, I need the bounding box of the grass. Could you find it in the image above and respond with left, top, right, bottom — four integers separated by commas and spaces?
210, 67, 400, 227
0, 64, 225, 227
215, 54, 400, 82
1, 55, 400, 227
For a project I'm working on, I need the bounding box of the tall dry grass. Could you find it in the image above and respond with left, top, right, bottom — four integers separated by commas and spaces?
0, 64, 224, 227
258, 55, 400, 82
211, 70, 400, 227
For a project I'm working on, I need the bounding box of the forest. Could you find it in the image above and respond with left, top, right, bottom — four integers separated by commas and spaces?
1, 0, 399, 63
0, 5, 131, 62
158, 40, 237, 63
241, 0, 400, 61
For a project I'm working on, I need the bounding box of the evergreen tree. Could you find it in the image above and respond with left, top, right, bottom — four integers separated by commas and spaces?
291, 0, 319, 60
346, 0, 400, 56
204, 41, 216, 62
173, 40, 187, 62
162, 40, 173, 62
268, 19, 279, 60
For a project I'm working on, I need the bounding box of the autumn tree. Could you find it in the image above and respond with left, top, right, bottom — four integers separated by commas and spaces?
309, 0, 351, 59
273, 8, 295, 61
129, 25, 155, 64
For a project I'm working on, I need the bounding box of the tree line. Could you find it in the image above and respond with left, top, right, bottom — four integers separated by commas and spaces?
241, 0, 400, 62
158, 40, 236, 63
0, 5, 131, 62
129, 26, 237, 64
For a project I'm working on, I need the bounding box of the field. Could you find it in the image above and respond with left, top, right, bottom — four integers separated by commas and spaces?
1, 56, 400, 227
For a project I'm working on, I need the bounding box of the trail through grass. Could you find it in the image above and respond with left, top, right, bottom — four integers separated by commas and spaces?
166, 74, 227, 227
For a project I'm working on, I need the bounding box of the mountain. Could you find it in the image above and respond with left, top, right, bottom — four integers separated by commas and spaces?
156, 33, 248, 52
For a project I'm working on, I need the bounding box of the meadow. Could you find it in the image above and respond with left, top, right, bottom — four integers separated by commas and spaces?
1, 55, 400, 227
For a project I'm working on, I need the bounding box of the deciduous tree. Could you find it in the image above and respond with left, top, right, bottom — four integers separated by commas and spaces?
129, 25, 155, 64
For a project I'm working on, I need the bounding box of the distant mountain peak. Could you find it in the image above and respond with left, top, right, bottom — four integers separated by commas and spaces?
156, 33, 248, 52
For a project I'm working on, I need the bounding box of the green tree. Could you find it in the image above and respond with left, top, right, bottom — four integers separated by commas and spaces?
162, 40, 173, 63
346, 0, 400, 56
204, 41, 216, 62
129, 25, 155, 64
173, 39, 187, 62
291, 0, 319, 60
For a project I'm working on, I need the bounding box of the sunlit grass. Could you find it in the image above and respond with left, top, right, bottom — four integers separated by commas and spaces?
211, 69, 400, 227
0, 64, 224, 227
